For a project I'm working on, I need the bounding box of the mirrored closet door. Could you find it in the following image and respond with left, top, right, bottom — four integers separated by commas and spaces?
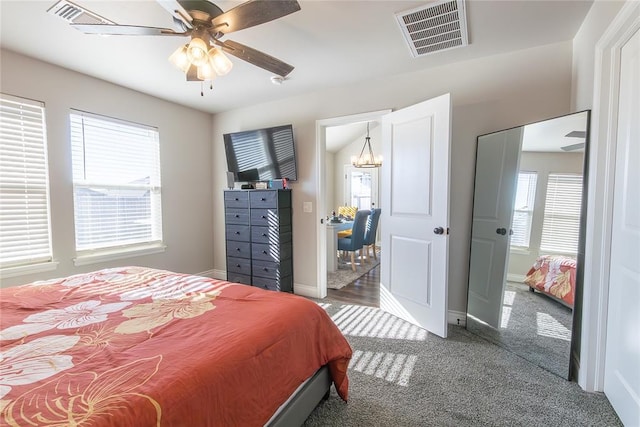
466, 111, 590, 379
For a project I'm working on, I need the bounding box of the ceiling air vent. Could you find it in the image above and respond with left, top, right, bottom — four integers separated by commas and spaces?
395, 0, 469, 58
47, 0, 114, 25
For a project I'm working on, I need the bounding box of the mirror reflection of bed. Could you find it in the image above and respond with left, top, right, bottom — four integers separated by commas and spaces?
466, 111, 589, 379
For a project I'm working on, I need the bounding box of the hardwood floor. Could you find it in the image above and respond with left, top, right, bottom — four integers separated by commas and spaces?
327, 264, 380, 307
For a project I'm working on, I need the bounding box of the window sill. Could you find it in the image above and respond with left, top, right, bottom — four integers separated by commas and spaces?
509, 247, 531, 256
0, 261, 59, 280
74, 244, 167, 267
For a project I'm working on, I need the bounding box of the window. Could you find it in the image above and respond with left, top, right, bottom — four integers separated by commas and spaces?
540, 173, 583, 254
510, 172, 537, 248
344, 166, 378, 210
0, 94, 53, 270
70, 111, 162, 255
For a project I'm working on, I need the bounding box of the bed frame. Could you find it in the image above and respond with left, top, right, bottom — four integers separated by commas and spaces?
267, 365, 332, 426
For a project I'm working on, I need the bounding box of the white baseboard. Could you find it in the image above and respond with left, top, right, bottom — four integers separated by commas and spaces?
507, 273, 526, 283
197, 269, 226, 280
448, 310, 466, 327
293, 282, 322, 299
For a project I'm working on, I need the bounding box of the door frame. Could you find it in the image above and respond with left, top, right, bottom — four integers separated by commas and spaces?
580, 1, 639, 392
315, 109, 391, 298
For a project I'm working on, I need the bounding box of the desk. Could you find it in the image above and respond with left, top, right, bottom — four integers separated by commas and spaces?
326, 220, 353, 273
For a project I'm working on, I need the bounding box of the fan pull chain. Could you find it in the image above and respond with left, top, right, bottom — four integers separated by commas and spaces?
201, 82, 204, 97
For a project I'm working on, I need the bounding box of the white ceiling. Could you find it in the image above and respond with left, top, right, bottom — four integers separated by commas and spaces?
0, 0, 594, 118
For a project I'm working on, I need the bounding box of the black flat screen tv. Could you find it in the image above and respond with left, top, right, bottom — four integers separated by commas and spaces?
223, 124, 298, 182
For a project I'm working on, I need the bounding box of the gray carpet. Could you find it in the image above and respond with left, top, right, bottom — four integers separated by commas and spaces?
327, 252, 380, 290
304, 301, 621, 427
467, 281, 572, 378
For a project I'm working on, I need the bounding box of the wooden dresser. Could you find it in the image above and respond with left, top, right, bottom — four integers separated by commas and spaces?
224, 189, 293, 292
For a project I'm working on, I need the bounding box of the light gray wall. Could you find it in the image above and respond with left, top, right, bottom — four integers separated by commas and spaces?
571, 0, 625, 111
508, 151, 585, 276
212, 41, 574, 313
0, 49, 214, 287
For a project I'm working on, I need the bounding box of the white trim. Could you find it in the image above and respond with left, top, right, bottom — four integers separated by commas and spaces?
580, 0, 640, 393
0, 261, 59, 280
73, 244, 166, 266
506, 273, 526, 283
448, 310, 467, 327
294, 282, 323, 299
315, 110, 392, 301
196, 269, 225, 279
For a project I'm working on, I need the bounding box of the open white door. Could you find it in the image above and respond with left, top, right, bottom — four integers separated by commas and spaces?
467, 127, 522, 328
604, 26, 640, 426
379, 94, 451, 338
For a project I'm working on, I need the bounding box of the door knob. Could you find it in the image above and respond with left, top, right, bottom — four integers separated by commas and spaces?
434, 227, 444, 235
496, 228, 507, 235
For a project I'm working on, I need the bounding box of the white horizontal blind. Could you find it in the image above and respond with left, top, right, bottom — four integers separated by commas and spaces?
0, 94, 53, 267
540, 173, 583, 254
510, 172, 537, 247
70, 111, 162, 252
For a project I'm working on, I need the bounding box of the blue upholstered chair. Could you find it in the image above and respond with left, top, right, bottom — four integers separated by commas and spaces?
337, 209, 370, 272
362, 208, 381, 262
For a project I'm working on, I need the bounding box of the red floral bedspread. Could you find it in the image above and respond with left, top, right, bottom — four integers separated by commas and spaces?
0, 267, 352, 426
524, 255, 576, 307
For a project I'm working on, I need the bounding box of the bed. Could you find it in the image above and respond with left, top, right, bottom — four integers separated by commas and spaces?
523, 254, 577, 308
0, 266, 352, 426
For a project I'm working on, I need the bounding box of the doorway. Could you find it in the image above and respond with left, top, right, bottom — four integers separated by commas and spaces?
316, 110, 389, 304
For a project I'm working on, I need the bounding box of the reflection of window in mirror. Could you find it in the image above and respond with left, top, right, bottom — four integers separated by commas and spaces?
540, 173, 583, 254
511, 171, 538, 248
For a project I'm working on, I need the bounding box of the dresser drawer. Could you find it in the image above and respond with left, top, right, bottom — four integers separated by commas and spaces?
226, 240, 251, 259
227, 273, 252, 285
227, 257, 251, 276
226, 225, 250, 242
251, 226, 275, 244
252, 242, 292, 262
251, 209, 285, 227
252, 259, 292, 279
249, 190, 278, 208
252, 275, 292, 292
225, 208, 250, 225
224, 191, 249, 209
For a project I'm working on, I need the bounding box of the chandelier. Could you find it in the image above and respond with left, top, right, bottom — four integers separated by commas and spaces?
352, 122, 382, 168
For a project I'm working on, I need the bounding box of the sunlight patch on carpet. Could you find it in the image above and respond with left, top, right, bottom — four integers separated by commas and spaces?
350, 349, 417, 386
331, 304, 427, 341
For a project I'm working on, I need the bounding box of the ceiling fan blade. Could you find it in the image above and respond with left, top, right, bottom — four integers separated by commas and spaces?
72, 24, 187, 36
157, 0, 193, 29
215, 39, 294, 77
211, 0, 300, 34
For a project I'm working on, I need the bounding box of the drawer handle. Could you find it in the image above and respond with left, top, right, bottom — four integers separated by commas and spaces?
263, 268, 269, 271
234, 198, 239, 201
261, 215, 266, 219
262, 250, 267, 254
237, 264, 241, 268
262, 233, 267, 237
236, 248, 241, 251
235, 231, 240, 235
261, 197, 266, 201
235, 214, 240, 218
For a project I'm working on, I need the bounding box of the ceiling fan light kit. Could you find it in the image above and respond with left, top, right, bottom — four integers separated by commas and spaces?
62, 0, 300, 95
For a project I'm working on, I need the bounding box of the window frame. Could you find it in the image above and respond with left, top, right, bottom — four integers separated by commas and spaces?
0, 93, 57, 278
69, 110, 164, 265
510, 171, 538, 249
539, 172, 583, 255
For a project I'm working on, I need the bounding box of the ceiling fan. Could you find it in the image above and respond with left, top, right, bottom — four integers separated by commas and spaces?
66, 0, 301, 83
